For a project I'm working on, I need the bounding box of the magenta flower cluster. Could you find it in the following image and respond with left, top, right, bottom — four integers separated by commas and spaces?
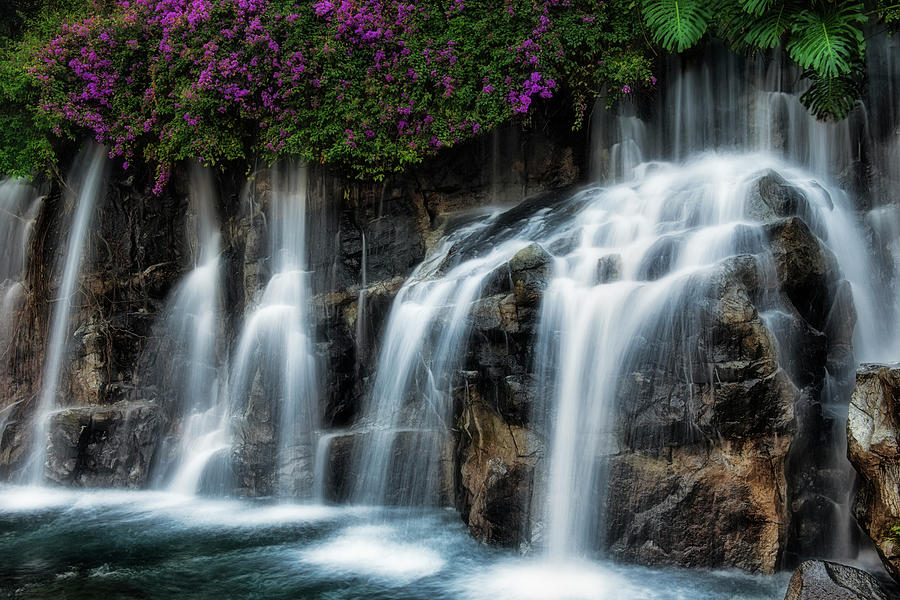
30, 0, 640, 190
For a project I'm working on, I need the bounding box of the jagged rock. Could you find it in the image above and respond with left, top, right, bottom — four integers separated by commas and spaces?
766, 217, 837, 330
508, 242, 552, 305
606, 439, 791, 573
317, 429, 454, 505
469, 293, 520, 333
638, 236, 677, 281
605, 252, 803, 572
45, 401, 161, 487
233, 370, 277, 497
456, 394, 542, 547
847, 364, 900, 582
784, 560, 891, 600
747, 170, 809, 222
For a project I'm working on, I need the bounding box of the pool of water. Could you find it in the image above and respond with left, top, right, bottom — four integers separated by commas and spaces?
0, 485, 790, 599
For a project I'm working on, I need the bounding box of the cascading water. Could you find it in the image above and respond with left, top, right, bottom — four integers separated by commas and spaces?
0, 180, 42, 437
573, 43, 900, 562
350, 222, 516, 505
533, 156, 872, 559
22, 146, 107, 484
150, 166, 223, 495
0, 181, 41, 357
341, 39, 900, 569
3, 31, 900, 600
230, 164, 318, 497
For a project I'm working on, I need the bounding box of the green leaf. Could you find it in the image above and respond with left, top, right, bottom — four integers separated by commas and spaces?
739, 0, 775, 17
740, 2, 792, 48
787, 3, 866, 78
799, 69, 862, 121
641, 0, 712, 52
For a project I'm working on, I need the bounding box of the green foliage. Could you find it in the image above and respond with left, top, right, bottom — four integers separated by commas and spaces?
4, 0, 652, 186
640, 0, 878, 121
0, 1, 91, 178
889, 523, 900, 541
739, 0, 776, 17
787, 3, 866, 78
641, 0, 712, 52
800, 68, 864, 121
739, 3, 793, 49
0, 0, 895, 181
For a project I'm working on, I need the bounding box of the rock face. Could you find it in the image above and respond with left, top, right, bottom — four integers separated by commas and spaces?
45, 402, 162, 487
784, 560, 892, 600
0, 165, 189, 484
848, 364, 900, 581
604, 255, 797, 573
0, 117, 586, 490
0, 113, 871, 580
449, 172, 855, 574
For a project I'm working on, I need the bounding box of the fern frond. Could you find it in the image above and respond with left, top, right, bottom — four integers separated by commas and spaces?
641, 0, 712, 52
787, 3, 866, 78
799, 69, 863, 121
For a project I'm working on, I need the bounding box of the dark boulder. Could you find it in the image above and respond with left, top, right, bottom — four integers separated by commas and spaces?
45, 401, 161, 487
784, 561, 892, 600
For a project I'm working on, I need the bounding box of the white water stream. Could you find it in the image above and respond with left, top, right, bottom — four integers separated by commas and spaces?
24, 146, 106, 484
229, 164, 318, 497
153, 165, 224, 495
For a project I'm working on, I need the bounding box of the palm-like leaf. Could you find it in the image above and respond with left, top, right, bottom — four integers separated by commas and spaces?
641, 0, 712, 52
799, 69, 863, 121
740, 0, 775, 17
710, 0, 750, 44
741, 3, 791, 48
787, 3, 866, 78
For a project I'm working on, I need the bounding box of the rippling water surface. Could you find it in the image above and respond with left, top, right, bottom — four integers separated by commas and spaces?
0, 486, 789, 599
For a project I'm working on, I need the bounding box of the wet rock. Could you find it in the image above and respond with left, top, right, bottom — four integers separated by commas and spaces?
318, 429, 454, 505
847, 364, 900, 581
508, 242, 552, 305
456, 394, 541, 547
233, 371, 277, 497
606, 439, 791, 573
597, 254, 622, 283
638, 236, 677, 281
45, 401, 161, 487
766, 217, 837, 329
311, 276, 405, 429
783, 560, 891, 600
469, 293, 520, 333
607, 252, 806, 572
498, 374, 538, 424
747, 170, 808, 222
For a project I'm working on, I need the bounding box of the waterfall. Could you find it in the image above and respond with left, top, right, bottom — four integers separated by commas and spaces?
0, 180, 42, 444
541, 42, 900, 560
151, 165, 224, 495
348, 210, 543, 506
0, 180, 41, 363
533, 157, 866, 558
230, 164, 318, 497
337, 39, 900, 566
23, 146, 107, 484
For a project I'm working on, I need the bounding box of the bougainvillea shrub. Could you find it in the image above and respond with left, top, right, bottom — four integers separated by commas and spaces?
25, 0, 652, 189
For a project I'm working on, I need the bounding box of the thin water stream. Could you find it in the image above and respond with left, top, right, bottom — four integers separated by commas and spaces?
24, 147, 106, 484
